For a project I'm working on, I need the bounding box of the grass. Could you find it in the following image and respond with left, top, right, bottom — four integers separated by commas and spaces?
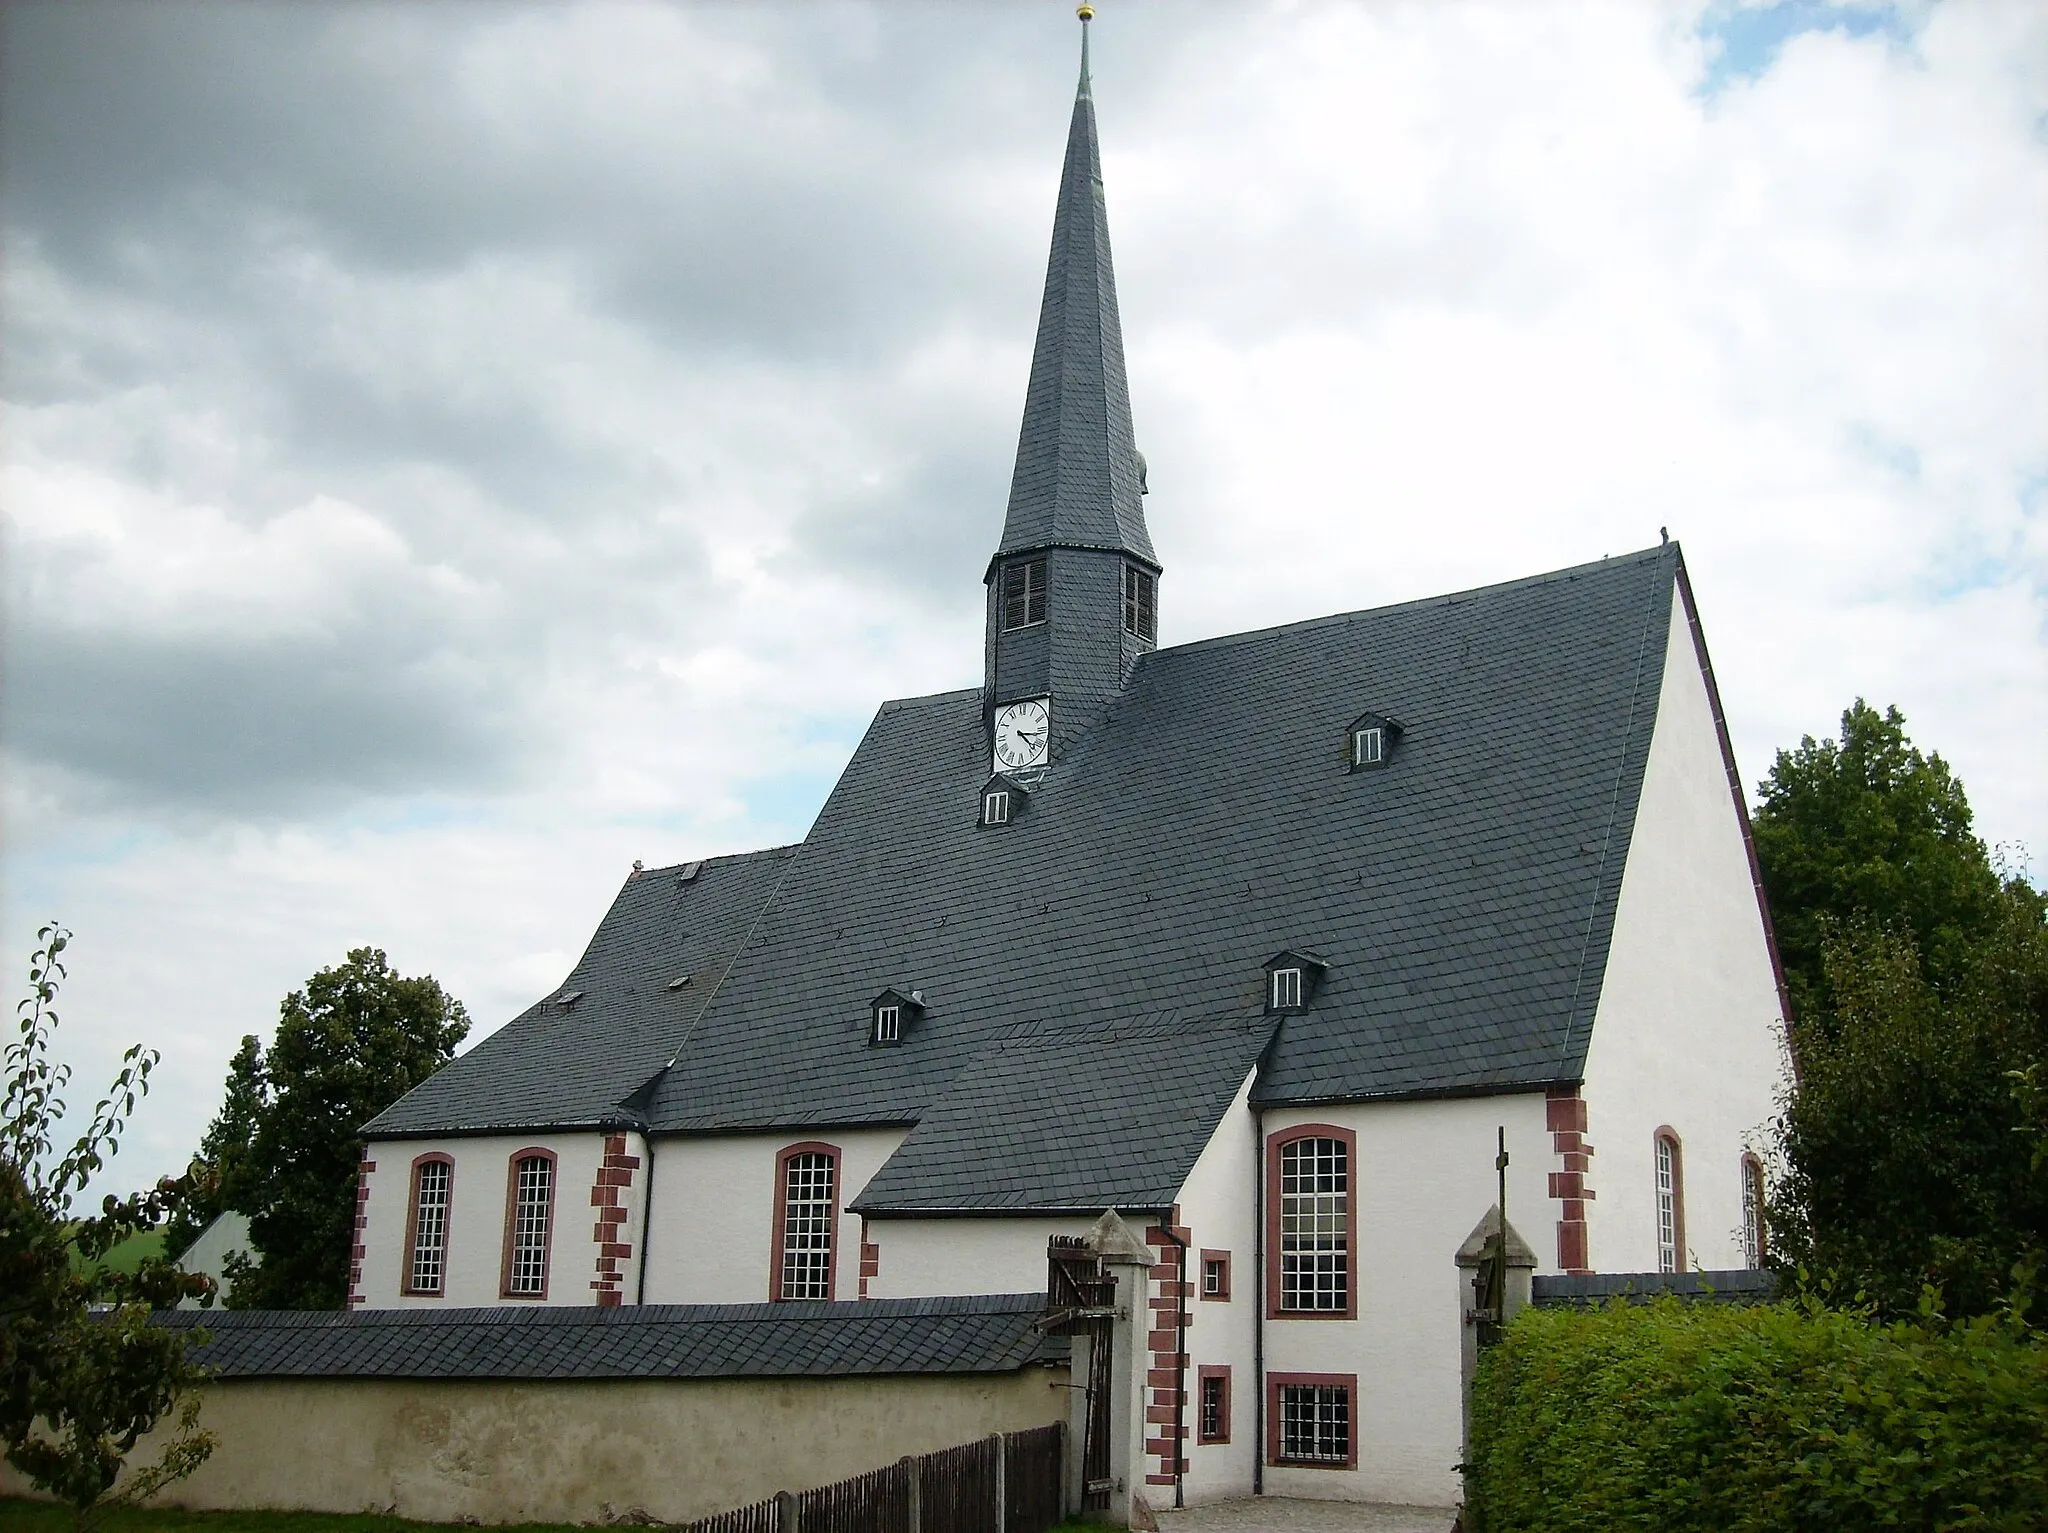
0, 1503, 591, 1533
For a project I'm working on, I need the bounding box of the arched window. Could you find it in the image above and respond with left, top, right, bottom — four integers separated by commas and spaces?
772, 1142, 841, 1301
500, 1149, 557, 1298
1741, 1154, 1766, 1269
1654, 1129, 1685, 1274
401, 1153, 454, 1296
1267, 1124, 1356, 1318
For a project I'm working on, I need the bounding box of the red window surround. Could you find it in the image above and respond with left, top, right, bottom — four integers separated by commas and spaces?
498, 1147, 558, 1301
1197, 1365, 1232, 1444
400, 1152, 454, 1297
769, 1141, 842, 1302
1266, 1371, 1358, 1469
1199, 1248, 1232, 1302
1266, 1122, 1358, 1320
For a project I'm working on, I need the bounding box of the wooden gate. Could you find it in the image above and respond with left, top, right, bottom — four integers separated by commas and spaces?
1039, 1235, 1117, 1514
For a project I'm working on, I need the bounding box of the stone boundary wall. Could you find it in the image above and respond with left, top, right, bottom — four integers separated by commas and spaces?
0, 1369, 1069, 1526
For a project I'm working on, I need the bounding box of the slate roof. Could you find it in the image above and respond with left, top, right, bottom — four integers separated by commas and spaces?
1532, 1270, 1777, 1307
365, 845, 794, 1137
851, 1016, 1275, 1214
151, 1294, 1062, 1380
994, 31, 1154, 569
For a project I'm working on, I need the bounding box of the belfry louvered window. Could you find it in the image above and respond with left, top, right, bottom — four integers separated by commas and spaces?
1122, 564, 1156, 642
503, 1153, 555, 1297
776, 1148, 838, 1301
1279, 1135, 1350, 1312
1001, 558, 1047, 630
405, 1158, 451, 1295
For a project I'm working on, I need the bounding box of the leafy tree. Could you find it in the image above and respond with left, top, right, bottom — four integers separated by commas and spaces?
1752, 699, 2008, 1023
161, 1035, 266, 1260
1766, 889, 2048, 1323
227, 948, 467, 1310
2, 923, 217, 1529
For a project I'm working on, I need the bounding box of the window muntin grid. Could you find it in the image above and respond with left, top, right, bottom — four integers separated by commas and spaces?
1741, 1157, 1764, 1269
1199, 1373, 1227, 1442
1279, 1136, 1349, 1312
1122, 564, 1156, 642
1203, 1258, 1225, 1297
1271, 967, 1303, 1011
1277, 1383, 1350, 1464
1001, 559, 1047, 630
507, 1155, 553, 1296
984, 791, 1010, 825
1655, 1136, 1679, 1274
779, 1151, 836, 1301
874, 1005, 900, 1044
408, 1159, 450, 1294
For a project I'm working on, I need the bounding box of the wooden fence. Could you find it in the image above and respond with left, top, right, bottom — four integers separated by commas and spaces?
679, 1422, 1064, 1533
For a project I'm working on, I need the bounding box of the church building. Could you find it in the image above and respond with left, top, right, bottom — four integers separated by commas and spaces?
354, 18, 1786, 1510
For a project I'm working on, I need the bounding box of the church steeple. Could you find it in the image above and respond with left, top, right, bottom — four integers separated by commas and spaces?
984, 9, 1160, 765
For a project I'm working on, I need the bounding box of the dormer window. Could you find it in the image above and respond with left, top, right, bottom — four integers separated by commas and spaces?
1344, 712, 1403, 772
1122, 564, 1157, 642
979, 773, 1028, 827
1264, 950, 1329, 1014
870, 988, 924, 1045
1001, 558, 1047, 631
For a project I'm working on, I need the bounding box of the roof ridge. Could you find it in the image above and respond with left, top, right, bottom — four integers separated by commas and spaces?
639, 843, 803, 878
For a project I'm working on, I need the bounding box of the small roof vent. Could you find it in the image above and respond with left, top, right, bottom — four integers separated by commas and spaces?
556, 989, 585, 1011
666, 975, 692, 991
677, 861, 703, 884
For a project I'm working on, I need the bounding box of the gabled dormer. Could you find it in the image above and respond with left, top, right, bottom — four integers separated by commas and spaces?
979, 773, 1030, 828
1264, 950, 1329, 1014
869, 988, 926, 1046
1343, 712, 1404, 772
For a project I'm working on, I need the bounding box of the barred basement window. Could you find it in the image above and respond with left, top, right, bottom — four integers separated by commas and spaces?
1198, 1367, 1231, 1444
984, 790, 1011, 825
1279, 1135, 1350, 1312
1742, 1154, 1765, 1269
1001, 558, 1047, 631
1271, 967, 1303, 1011
405, 1157, 451, 1296
874, 1004, 901, 1044
777, 1148, 838, 1301
1275, 1380, 1352, 1466
1122, 564, 1156, 642
503, 1153, 555, 1297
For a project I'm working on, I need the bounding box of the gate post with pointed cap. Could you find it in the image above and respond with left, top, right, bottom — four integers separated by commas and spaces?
1454, 1205, 1537, 1466
1084, 1209, 1155, 1529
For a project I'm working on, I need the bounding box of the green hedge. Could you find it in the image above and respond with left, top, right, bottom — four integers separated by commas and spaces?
1466, 1298, 2048, 1532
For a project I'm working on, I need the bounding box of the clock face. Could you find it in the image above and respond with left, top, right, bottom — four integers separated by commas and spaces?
992, 697, 1051, 772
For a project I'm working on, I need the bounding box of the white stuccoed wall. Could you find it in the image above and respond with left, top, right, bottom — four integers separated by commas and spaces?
359, 1131, 628, 1308
1168, 1070, 1260, 1507
1579, 578, 1786, 1274
639, 1128, 908, 1305
1260, 1093, 1552, 1508
862, 1215, 1095, 1300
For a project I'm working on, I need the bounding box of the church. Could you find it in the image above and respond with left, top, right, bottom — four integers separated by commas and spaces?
353, 17, 1785, 1510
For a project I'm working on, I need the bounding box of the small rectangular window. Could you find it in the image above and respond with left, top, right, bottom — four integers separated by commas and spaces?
984, 791, 1010, 825
875, 1005, 900, 1043
1198, 1367, 1231, 1444
1001, 559, 1047, 631
1275, 1380, 1352, 1466
1122, 564, 1156, 642
1200, 1249, 1231, 1300
1353, 727, 1383, 766
1271, 967, 1303, 1010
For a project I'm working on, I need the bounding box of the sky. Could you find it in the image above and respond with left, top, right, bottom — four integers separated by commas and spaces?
2, 0, 2043, 1196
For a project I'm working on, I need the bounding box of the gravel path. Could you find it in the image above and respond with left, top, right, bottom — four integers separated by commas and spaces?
1153, 1497, 1458, 1532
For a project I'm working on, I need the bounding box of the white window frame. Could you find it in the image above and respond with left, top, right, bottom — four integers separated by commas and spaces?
874, 1003, 900, 1044
1271, 967, 1304, 1011
984, 790, 1011, 825
1203, 1258, 1224, 1297
1278, 1136, 1349, 1313
1353, 726, 1383, 766
505, 1154, 554, 1297
1655, 1135, 1679, 1274
778, 1151, 837, 1301
407, 1159, 451, 1295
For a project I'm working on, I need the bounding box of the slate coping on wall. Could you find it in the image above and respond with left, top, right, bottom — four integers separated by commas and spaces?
152, 1293, 1067, 1381
1531, 1269, 1778, 1307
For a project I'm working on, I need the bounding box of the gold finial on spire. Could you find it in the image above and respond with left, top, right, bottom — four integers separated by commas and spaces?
1076, 3, 1095, 18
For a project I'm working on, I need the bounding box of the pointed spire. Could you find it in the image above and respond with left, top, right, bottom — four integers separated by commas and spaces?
993, 6, 1156, 570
